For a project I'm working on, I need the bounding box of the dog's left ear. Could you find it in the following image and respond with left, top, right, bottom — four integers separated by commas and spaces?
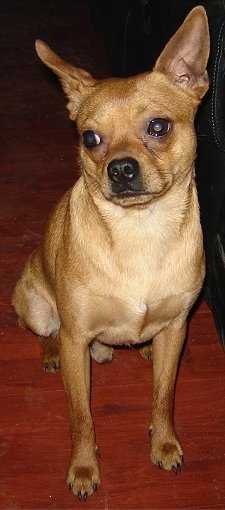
154, 6, 210, 101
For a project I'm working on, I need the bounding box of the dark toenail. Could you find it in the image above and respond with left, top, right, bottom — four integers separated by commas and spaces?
95, 447, 100, 458
78, 491, 88, 501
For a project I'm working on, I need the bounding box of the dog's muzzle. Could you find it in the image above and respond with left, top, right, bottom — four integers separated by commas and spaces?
107, 157, 143, 195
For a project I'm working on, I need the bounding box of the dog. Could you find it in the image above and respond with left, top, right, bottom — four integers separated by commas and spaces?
12, 6, 210, 500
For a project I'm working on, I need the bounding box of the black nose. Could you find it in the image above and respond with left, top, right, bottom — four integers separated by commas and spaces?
107, 157, 140, 184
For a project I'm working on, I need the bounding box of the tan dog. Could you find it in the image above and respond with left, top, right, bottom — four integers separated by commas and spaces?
12, 6, 210, 500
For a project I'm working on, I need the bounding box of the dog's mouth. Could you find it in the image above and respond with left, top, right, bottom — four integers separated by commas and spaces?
111, 188, 149, 199
108, 180, 174, 206
109, 188, 153, 206
112, 189, 146, 198
107, 179, 153, 205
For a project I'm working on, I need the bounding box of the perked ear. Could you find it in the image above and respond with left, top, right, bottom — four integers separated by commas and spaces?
35, 40, 97, 119
154, 6, 210, 100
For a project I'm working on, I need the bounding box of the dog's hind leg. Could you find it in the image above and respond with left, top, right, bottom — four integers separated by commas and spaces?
12, 255, 60, 372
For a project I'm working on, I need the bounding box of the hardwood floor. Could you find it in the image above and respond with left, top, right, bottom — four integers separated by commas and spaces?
1, 1, 225, 508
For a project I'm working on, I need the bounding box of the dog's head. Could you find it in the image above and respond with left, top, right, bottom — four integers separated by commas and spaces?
36, 6, 209, 207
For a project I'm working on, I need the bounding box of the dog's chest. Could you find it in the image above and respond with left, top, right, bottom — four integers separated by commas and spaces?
78, 209, 193, 345
90, 291, 186, 346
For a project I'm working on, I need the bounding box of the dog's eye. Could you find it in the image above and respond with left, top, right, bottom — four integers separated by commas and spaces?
83, 130, 101, 148
148, 118, 171, 137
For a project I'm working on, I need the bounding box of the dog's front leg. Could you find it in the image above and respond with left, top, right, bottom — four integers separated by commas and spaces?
60, 329, 100, 500
150, 318, 186, 472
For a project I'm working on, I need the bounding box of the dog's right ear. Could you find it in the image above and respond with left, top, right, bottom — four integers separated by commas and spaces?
35, 40, 97, 119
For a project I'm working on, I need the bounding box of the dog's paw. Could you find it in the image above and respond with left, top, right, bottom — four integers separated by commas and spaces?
140, 342, 153, 360
150, 434, 183, 472
43, 355, 60, 373
90, 341, 113, 363
67, 458, 100, 500
42, 336, 60, 373
43, 347, 60, 373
